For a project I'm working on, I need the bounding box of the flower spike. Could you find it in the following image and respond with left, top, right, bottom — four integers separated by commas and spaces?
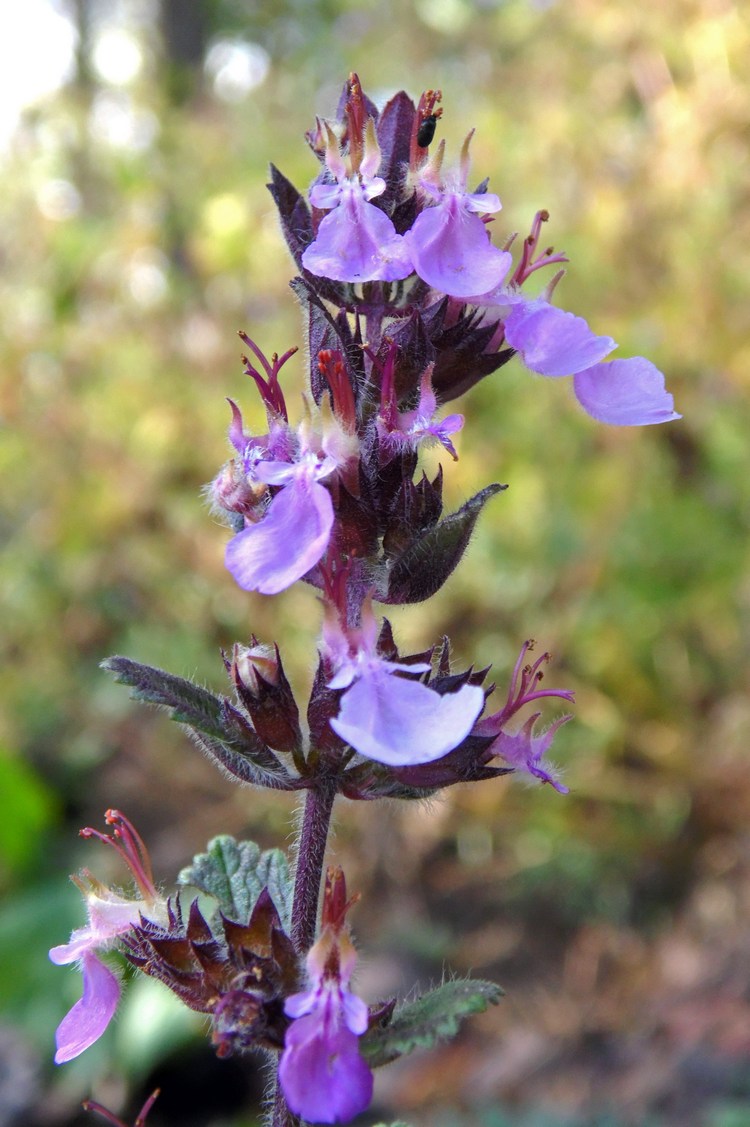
87, 74, 685, 1127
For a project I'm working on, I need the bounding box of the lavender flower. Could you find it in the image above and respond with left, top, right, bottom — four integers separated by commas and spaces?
302, 120, 413, 283
279, 868, 373, 1124
475, 641, 575, 791
498, 298, 680, 425
485, 713, 572, 793
49, 950, 121, 1066
215, 346, 357, 594
405, 133, 512, 298
377, 358, 464, 461
469, 209, 680, 426
225, 452, 337, 594
325, 600, 484, 766
49, 811, 165, 1064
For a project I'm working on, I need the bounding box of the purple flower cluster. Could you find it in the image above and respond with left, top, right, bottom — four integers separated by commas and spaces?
209, 74, 679, 786
52, 74, 682, 1127
295, 90, 678, 428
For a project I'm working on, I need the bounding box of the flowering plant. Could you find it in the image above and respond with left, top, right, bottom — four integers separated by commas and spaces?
50, 74, 679, 1126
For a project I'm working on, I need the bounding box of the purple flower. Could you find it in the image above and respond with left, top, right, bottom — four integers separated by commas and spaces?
486, 713, 572, 793
477, 293, 680, 426
573, 357, 682, 426
280, 1008, 372, 1124
50, 951, 121, 1065
404, 134, 512, 298
50, 811, 166, 1064
280, 868, 373, 1124
225, 453, 336, 595
325, 601, 484, 766
475, 641, 575, 792
378, 362, 464, 461
302, 121, 413, 283
503, 298, 616, 377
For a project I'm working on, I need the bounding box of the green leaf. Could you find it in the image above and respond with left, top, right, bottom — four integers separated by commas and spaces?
102, 656, 295, 788
102, 655, 228, 736
362, 978, 503, 1068
178, 835, 293, 930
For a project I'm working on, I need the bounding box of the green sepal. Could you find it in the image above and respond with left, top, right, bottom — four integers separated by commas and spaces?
362, 978, 503, 1068
384, 484, 507, 604
178, 835, 293, 931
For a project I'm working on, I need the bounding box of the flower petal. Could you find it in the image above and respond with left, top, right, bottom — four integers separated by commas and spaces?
490, 713, 571, 794
302, 185, 413, 283
406, 197, 511, 298
331, 668, 484, 766
49, 926, 95, 966
342, 990, 369, 1035
464, 190, 503, 215
573, 357, 681, 425
504, 300, 615, 377
54, 952, 120, 1064
284, 986, 318, 1019
280, 1019, 373, 1124
225, 476, 334, 595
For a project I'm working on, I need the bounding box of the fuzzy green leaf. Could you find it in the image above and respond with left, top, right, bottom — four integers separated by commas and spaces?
178, 835, 293, 930
102, 656, 295, 787
102, 655, 227, 736
362, 978, 503, 1068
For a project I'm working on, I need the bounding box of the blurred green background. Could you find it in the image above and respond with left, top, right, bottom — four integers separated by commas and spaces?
1, 0, 748, 1124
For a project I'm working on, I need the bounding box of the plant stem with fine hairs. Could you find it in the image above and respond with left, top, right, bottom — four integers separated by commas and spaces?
269, 778, 338, 1126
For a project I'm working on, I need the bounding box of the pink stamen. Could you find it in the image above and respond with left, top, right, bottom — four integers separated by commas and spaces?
237, 332, 296, 421
82, 1089, 160, 1127
318, 349, 356, 431
512, 210, 569, 287
80, 811, 156, 900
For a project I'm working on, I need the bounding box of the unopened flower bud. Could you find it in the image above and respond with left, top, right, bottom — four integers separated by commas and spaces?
230, 643, 302, 755
210, 461, 267, 518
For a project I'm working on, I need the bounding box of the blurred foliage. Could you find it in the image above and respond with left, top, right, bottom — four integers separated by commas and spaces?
0, 0, 748, 1124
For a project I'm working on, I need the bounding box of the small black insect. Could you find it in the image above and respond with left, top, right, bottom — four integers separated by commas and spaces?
417, 114, 438, 148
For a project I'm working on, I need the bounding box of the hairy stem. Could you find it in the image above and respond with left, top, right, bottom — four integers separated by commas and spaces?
291, 778, 338, 953
268, 778, 337, 1127
270, 1082, 301, 1127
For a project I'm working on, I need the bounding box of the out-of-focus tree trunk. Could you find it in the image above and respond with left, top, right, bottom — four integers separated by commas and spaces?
159, 0, 209, 104
71, 0, 95, 90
